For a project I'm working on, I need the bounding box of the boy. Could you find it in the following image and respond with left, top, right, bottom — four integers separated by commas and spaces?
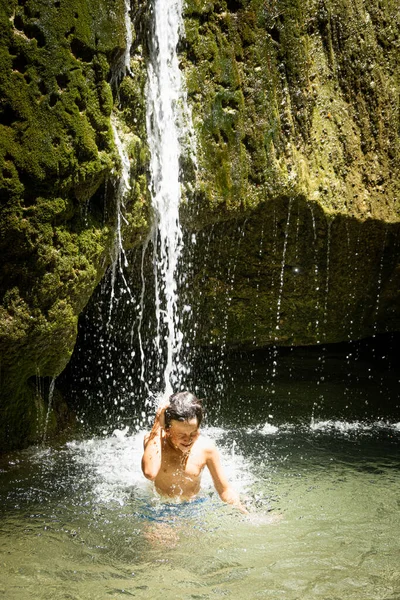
141, 391, 247, 512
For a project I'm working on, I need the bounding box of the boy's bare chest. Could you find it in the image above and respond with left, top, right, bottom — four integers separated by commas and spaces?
160, 445, 204, 479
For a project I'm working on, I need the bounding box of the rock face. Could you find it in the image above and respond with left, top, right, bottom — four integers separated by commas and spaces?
0, 0, 137, 450
179, 0, 400, 347
1, 0, 399, 449
182, 0, 399, 223
188, 201, 400, 349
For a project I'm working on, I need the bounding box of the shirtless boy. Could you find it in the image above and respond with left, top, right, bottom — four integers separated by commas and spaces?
141, 391, 246, 512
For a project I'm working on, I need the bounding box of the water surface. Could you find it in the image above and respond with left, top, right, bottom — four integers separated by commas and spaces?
1, 417, 399, 600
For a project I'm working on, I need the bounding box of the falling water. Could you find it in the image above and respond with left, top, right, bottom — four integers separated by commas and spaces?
270, 199, 293, 389
343, 224, 362, 392
123, 0, 133, 76
109, 120, 133, 322
292, 202, 301, 294
252, 224, 265, 346
268, 207, 278, 336
107, 0, 134, 319
348, 227, 361, 342
371, 229, 388, 400
110, 0, 133, 87
309, 204, 320, 344
275, 201, 293, 336
222, 224, 246, 347
343, 222, 351, 340
42, 376, 56, 444
145, 0, 195, 397
322, 218, 333, 331
372, 228, 387, 337
315, 217, 333, 407
317, 217, 333, 380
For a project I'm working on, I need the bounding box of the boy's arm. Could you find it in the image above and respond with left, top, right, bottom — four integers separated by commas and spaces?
206, 442, 248, 513
141, 404, 167, 481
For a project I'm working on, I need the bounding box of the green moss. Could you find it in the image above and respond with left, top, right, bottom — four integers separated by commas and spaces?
181, 0, 399, 225
1, 0, 399, 449
188, 198, 400, 352
0, 0, 130, 451
178, 0, 399, 351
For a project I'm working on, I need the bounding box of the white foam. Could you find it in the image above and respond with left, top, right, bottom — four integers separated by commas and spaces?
68, 431, 149, 505
309, 419, 400, 434
260, 422, 280, 435
245, 419, 400, 437
310, 419, 367, 433
66, 426, 252, 504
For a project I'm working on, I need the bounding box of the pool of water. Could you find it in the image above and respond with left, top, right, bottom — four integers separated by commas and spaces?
1, 418, 399, 600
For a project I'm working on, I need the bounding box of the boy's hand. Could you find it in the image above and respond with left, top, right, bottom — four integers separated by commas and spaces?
155, 399, 169, 429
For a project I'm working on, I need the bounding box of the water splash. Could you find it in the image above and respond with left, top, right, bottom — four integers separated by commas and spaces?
66, 425, 251, 505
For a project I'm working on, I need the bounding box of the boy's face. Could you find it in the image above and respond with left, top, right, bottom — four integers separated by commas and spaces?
166, 418, 200, 453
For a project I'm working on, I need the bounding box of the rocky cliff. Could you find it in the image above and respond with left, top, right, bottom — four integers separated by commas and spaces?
179, 0, 400, 347
1, 0, 399, 450
0, 0, 149, 450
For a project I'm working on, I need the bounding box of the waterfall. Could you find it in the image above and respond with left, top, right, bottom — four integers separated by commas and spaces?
123, 0, 133, 76
145, 0, 195, 398
109, 120, 133, 323
42, 376, 56, 444
65, 0, 196, 420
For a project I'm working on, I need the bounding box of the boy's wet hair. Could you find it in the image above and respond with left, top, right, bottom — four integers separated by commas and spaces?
164, 391, 204, 429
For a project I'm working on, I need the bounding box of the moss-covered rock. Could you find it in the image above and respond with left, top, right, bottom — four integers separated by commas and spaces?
178, 0, 400, 348
0, 0, 142, 451
181, 0, 399, 225
112, 49, 151, 249
2, 0, 400, 448
188, 198, 400, 349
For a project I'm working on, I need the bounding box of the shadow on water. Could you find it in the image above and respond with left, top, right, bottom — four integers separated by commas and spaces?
189, 332, 400, 430
59, 331, 400, 436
